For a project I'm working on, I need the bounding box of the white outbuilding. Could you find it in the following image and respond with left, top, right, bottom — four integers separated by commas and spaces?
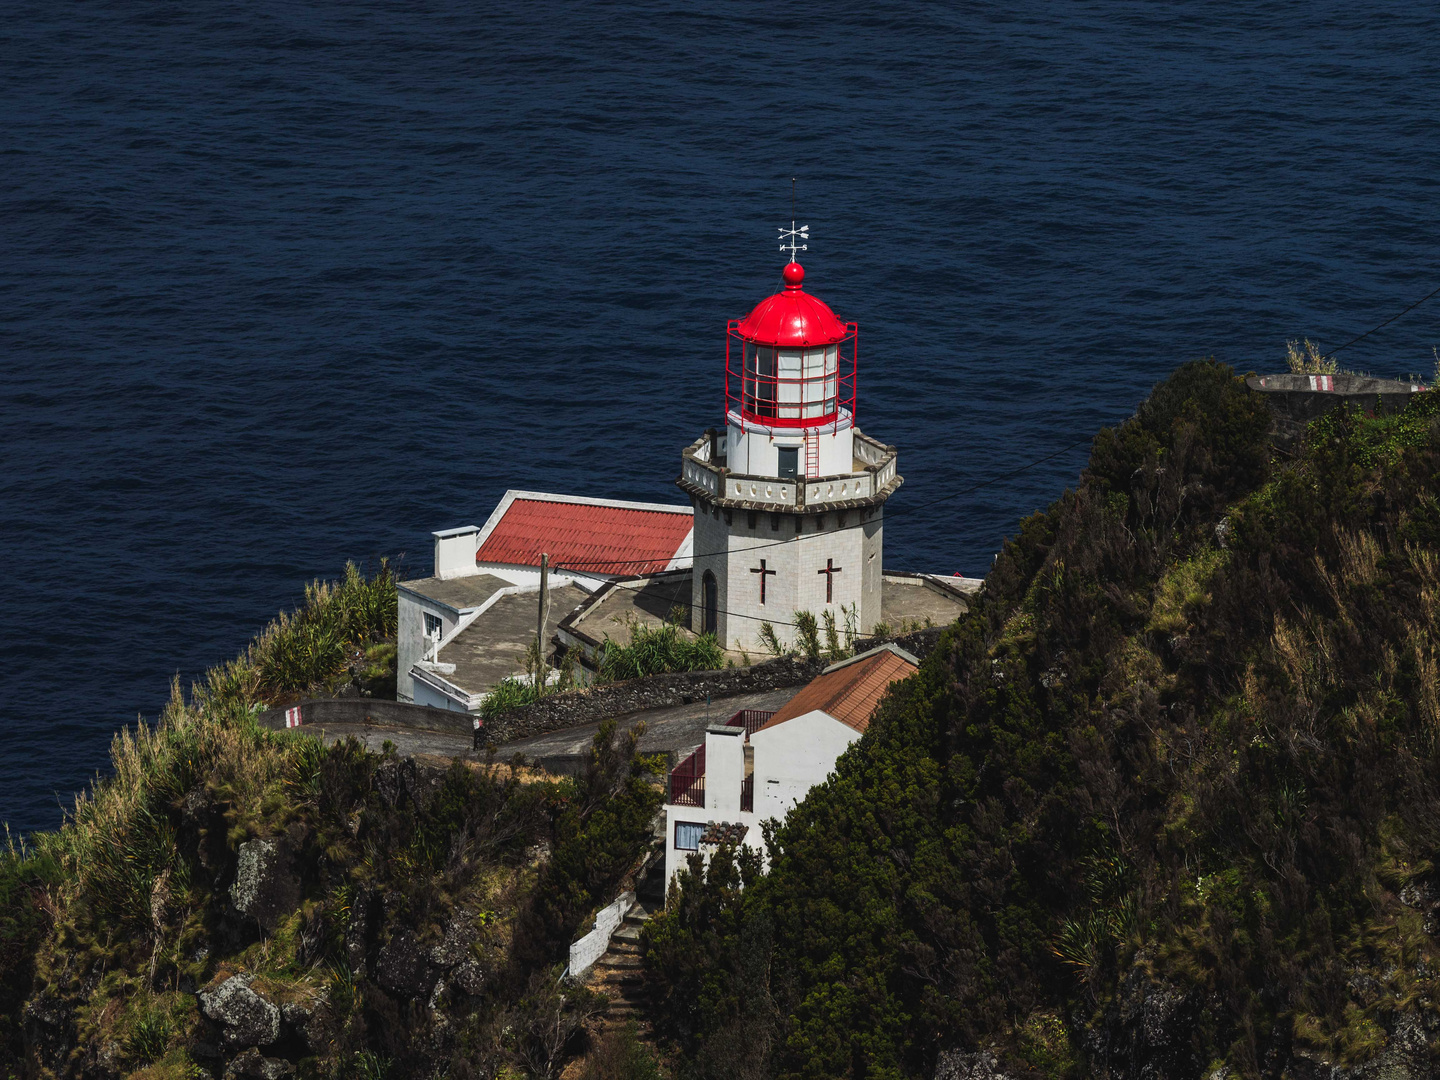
662, 642, 920, 891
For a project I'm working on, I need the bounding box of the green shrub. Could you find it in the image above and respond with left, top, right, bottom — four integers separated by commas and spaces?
479, 676, 542, 721
791, 611, 820, 661
578, 1022, 667, 1080
195, 559, 398, 711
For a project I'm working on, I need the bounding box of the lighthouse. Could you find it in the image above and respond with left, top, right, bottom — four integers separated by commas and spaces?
678, 245, 902, 652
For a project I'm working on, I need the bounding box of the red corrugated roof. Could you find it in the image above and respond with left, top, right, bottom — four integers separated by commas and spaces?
758, 647, 918, 734
476, 498, 692, 576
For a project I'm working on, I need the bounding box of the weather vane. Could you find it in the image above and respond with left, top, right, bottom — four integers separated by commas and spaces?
778, 221, 809, 262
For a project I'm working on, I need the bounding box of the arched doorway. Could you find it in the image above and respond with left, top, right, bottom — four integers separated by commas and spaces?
702, 571, 718, 636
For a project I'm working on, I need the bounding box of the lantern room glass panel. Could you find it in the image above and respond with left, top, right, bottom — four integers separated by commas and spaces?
743, 343, 777, 418
726, 318, 857, 430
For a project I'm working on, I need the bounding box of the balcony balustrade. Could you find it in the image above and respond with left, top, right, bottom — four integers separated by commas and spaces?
669, 745, 706, 808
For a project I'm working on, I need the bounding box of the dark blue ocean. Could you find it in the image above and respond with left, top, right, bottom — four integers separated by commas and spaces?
4, 1, 1440, 834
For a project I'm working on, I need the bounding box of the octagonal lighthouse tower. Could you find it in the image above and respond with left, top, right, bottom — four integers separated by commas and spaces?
678, 255, 902, 652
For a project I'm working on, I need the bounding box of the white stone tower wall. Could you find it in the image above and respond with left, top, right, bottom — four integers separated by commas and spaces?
726, 422, 855, 478
692, 503, 883, 652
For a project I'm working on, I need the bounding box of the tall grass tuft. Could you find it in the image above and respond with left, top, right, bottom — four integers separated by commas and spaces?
1285, 338, 1339, 375
596, 618, 725, 683
194, 559, 397, 712
792, 611, 821, 661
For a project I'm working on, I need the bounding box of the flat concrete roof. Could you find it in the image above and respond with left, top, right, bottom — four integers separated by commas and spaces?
400, 573, 511, 612
438, 582, 590, 694
569, 574, 693, 649
563, 570, 968, 660
880, 575, 969, 629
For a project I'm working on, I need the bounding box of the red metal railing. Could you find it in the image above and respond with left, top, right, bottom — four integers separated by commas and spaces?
725, 321, 858, 433
740, 775, 754, 813
728, 708, 775, 737
669, 745, 705, 807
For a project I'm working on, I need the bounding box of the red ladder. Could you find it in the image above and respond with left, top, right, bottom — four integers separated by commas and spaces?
804, 431, 819, 478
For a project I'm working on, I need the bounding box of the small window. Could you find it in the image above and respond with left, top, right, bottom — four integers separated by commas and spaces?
423, 613, 443, 639
777, 446, 799, 479
675, 822, 705, 851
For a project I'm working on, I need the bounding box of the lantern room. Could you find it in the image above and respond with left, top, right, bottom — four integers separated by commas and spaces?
723, 262, 859, 479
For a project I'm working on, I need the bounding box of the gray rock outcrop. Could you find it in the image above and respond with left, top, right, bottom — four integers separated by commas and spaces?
934, 1049, 1017, 1080
199, 974, 280, 1049
230, 839, 301, 932
376, 930, 441, 999
224, 1047, 295, 1078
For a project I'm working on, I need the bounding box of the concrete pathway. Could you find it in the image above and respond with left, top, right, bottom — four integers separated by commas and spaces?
300, 686, 797, 771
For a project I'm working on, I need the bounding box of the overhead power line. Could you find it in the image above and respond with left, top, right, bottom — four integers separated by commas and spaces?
1321, 279, 1440, 361
546, 435, 1098, 575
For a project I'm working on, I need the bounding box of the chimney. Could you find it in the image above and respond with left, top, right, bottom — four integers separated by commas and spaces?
704, 723, 745, 815
432, 526, 481, 580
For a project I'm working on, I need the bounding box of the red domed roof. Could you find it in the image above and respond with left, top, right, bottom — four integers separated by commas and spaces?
735, 262, 848, 347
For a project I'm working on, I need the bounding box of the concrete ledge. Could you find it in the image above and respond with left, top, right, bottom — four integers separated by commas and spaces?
255, 698, 472, 737
1247, 374, 1428, 447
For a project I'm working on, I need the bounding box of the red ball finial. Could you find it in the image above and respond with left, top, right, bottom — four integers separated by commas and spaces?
782, 262, 805, 289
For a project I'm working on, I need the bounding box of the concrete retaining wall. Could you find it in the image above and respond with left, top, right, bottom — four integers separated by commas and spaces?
480, 654, 828, 744
482, 625, 948, 746
256, 698, 472, 736
567, 890, 634, 980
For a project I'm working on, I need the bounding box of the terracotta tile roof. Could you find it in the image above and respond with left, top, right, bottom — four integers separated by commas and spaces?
700, 822, 750, 845
757, 646, 918, 735
476, 496, 692, 576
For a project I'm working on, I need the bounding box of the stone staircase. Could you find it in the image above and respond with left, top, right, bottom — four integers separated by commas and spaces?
586, 901, 652, 1016
584, 842, 666, 1019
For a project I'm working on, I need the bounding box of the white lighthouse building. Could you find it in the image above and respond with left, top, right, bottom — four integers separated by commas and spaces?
678, 259, 902, 652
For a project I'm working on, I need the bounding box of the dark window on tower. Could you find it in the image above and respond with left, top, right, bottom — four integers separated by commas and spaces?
747, 511, 757, 529
777, 446, 799, 479
702, 571, 718, 635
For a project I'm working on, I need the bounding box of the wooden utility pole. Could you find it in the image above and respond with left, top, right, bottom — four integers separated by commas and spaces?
536, 552, 549, 691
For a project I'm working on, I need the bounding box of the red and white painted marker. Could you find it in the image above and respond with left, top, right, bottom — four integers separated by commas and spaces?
1309, 374, 1335, 391
284, 706, 303, 729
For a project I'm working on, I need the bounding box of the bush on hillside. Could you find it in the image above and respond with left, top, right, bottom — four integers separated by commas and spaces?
197, 558, 397, 711
0, 556, 661, 1079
